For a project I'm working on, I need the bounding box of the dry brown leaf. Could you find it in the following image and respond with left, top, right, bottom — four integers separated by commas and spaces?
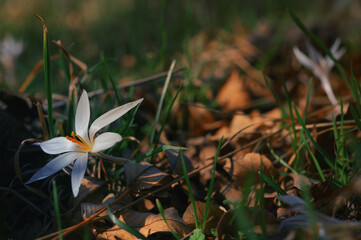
216, 69, 250, 112
124, 161, 172, 195
70, 176, 106, 207
224, 152, 278, 187
165, 148, 193, 176
288, 173, 314, 190
188, 103, 215, 135
96, 208, 190, 239
81, 193, 122, 219
183, 201, 225, 235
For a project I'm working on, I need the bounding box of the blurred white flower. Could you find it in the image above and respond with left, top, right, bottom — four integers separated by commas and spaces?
0, 35, 24, 86
0, 35, 24, 68
26, 90, 143, 197
293, 39, 345, 105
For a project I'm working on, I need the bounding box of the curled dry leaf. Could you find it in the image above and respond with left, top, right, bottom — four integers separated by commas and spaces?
70, 176, 106, 207
223, 152, 278, 187
165, 148, 193, 176
183, 201, 225, 235
96, 207, 190, 240
81, 193, 122, 219
124, 161, 172, 195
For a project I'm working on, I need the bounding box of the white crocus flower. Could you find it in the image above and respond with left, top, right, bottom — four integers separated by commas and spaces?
293, 39, 345, 105
26, 90, 143, 197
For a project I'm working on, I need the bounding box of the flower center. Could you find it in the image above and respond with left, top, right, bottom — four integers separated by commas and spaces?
66, 131, 92, 151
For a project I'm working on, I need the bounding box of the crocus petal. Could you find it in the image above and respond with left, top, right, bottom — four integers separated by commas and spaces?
88, 98, 143, 140
91, 132, 122, 153
26, 152, 80, 184
330, 38, 341, 54
35, 137, 79, 154
293, 47, 315, 71
75, 90, 91, 143
306, 41, 322, 63
71, 154, 88, 197
326, 47, 345, 70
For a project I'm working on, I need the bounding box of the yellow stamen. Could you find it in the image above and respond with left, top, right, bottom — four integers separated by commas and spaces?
66, 131, 92, 151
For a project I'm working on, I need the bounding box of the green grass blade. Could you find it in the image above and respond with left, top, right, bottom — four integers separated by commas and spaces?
52, 180, 63, 240
106, 204, 149, 240
156, 199, 181, 240
145, 145, 187, 158
259, 171, 287, 195
268, 143, 298, 174
149, 60, 176, 147
202, 137, 223, 233
35, 14, 54, 138
300, 133, 326, 181
292, 103, 334, 169
180, 150, 199, 229
153, 81, 183, 153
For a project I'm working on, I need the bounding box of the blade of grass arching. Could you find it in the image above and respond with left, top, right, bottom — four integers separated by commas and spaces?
292, 103, 334, 169
289, 10, 361, 114
259, 171, 287, 195
267, 143, 298, 174
149, 60, 176, 148
202, 137, 223, 233
153, 81, 183, 153
156, 199, 181, 240
106, 204, 149, 240
303, 77, 313, 122
283, 76, 297, 153
52, 181, 63, 240
180, 150, 199, 229
300, 134, 326, 181
35, 14, 54, 138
